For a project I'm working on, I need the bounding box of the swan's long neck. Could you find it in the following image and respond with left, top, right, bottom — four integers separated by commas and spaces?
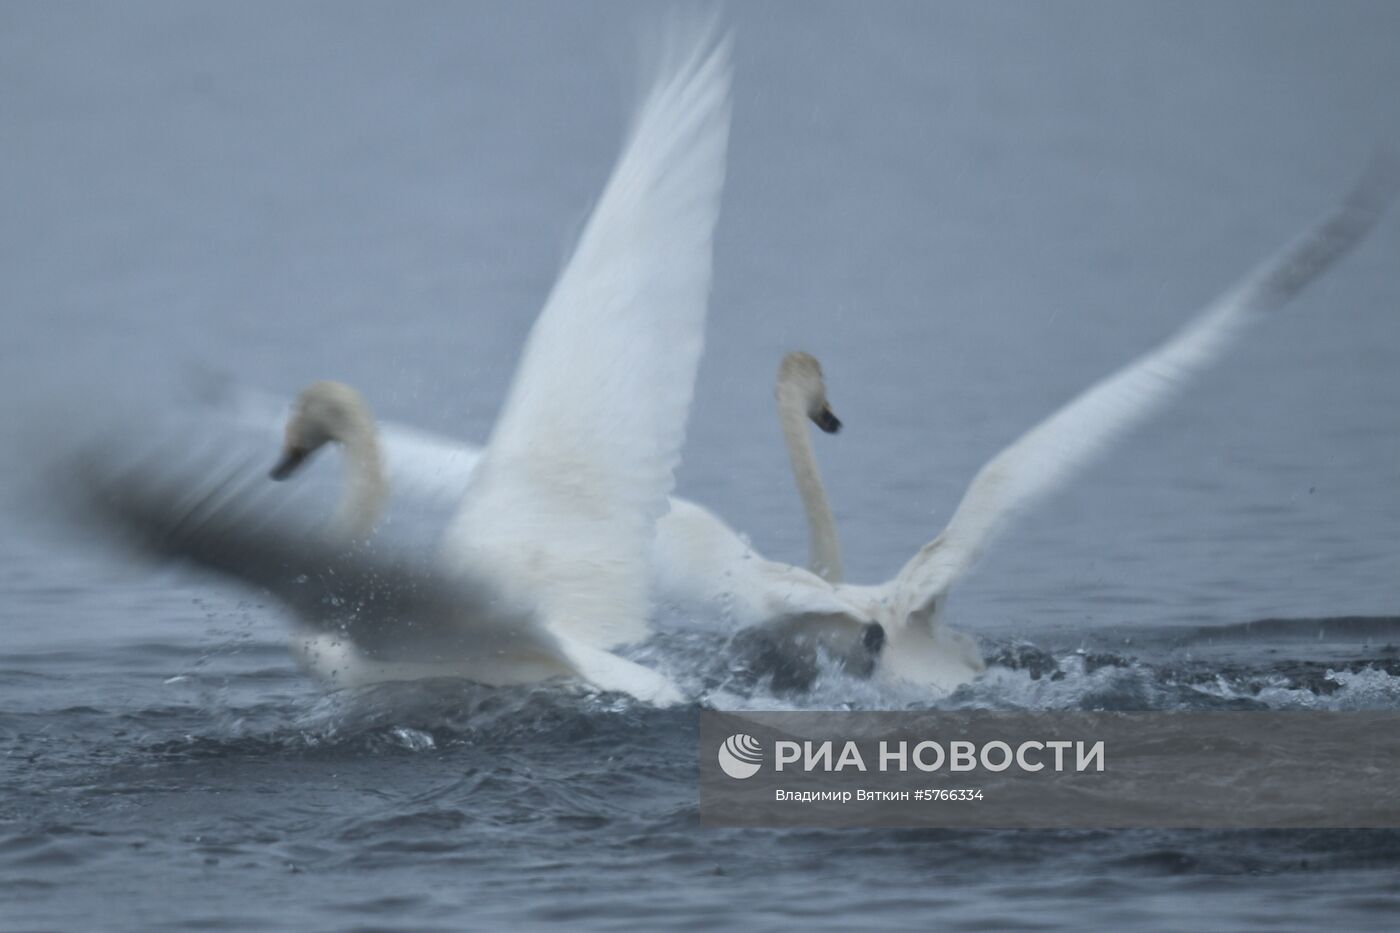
777, 387, 844, 583
332, 412, 387, 542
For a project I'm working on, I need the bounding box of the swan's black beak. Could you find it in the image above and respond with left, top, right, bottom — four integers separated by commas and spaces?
270, 446, 311, 480
812, 405, 842, 434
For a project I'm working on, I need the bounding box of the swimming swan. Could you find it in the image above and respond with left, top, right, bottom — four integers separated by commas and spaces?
236, 160, 1398, 695
79, 21, 734, 707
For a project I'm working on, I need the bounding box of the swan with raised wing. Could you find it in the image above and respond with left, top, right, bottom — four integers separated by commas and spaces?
252, 160, 1397, 695
79, 20, 734, 706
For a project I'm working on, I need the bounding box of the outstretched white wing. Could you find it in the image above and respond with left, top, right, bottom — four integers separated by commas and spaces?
443, 21, 733, 650
890, 160, 1398, 627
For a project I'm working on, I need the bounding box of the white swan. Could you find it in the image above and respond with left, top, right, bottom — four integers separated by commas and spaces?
80, 20, 734, 706
234, 160, 1397, 695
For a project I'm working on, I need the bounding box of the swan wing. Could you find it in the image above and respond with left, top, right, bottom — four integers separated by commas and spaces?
891, 160, 1399, 626
71, 440, 542, 664
444, 22, 732, 650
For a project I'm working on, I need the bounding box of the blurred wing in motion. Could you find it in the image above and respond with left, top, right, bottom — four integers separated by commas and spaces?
73, 440, 557, 675
74, 437, 685, 705
444, 22, 733, 650
890, 159, 1400, 628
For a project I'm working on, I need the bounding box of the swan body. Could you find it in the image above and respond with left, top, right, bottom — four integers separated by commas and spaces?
247, 160, 1395, 695
79, 20, 734, 706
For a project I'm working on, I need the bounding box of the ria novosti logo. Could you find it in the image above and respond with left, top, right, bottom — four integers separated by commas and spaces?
717, 733, 763, 779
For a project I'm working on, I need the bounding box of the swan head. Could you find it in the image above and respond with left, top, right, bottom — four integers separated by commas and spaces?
778, 351, 841, 434
270, 380, 374, 480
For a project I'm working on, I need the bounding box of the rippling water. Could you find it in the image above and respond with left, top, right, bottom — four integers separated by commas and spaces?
6, 623, 1400, 930
3, 1, 1400, 929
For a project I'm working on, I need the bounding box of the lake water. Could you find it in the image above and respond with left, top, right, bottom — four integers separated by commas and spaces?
3, 2, 1399, 929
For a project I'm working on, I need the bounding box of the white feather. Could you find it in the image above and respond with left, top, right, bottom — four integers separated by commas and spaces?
443, 25, 732, 651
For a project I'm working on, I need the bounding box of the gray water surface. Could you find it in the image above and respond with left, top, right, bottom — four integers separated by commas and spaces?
3, 2, 1399, 930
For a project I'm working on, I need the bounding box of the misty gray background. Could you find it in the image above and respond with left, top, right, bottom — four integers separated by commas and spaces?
2, 3, 1399, 930
4, 1, 1397, 650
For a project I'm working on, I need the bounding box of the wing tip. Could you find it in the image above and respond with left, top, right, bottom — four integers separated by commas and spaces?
631, 6, 734, 133
1234, 154, 1399, 314
639, 6, 732, 83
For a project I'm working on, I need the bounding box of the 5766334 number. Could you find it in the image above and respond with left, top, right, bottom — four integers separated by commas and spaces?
913, 789, 983, 802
